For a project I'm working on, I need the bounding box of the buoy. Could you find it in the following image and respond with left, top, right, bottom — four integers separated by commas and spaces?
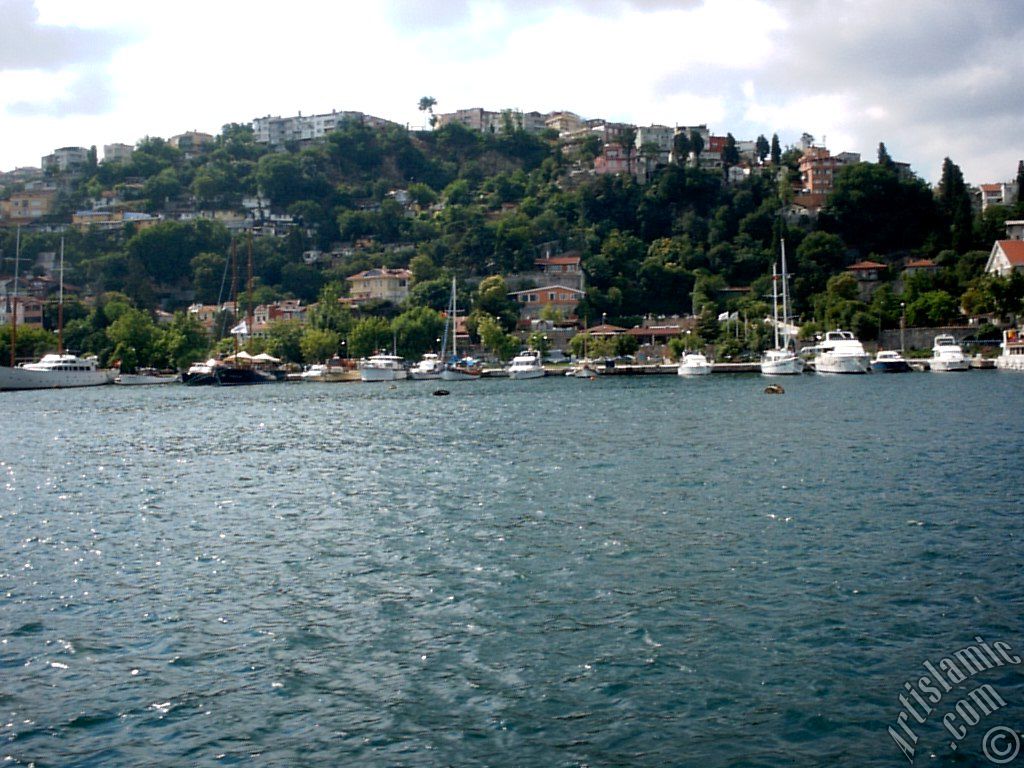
764, 384, 785, 394
433, 389, 450, 396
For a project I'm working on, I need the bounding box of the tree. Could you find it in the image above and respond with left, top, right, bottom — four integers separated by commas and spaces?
1015, 160, 1024, 202
770, 133, 781, 166
755, 135, 770, 165
722, 133, 740, 176
877, 142, 895, 170
348, 316, 393, 358
690, 130, 705, 162
473, 275, 518, 331
264, 319, 305, 362
418, 96, 437, 128
106, 307, 161, 371
619, 126, 638, 177
300, 327, 341, 363
937, 157, 973, 252
160, 311, 210, 370
673, 131, 692, 166
307, 283, 352, 334
476, 313, 518, 361
392, 305, 444, 359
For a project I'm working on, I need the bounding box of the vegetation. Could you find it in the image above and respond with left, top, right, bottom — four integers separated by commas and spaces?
2, 116, 1022, 368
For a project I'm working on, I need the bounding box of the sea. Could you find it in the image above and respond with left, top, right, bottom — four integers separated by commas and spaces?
1, 371, 1022, 767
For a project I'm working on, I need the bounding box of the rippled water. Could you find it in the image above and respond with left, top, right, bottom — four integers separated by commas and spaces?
2, 372, 1023, 767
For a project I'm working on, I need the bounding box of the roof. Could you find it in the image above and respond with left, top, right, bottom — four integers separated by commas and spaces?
507, 284, 586, 297
997, 240, 1024, 267
585, 323, 626, 335
904, 258, 937, 268
980, 183, 1003, 191
347, 267, 411, 281
847, 260, 888, 270
535, 255, 581, 266
626, 325, 682, 338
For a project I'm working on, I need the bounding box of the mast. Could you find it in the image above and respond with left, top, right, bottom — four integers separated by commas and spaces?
9, 226, 21, 367
230, 238, 239, 354
772, 261, 780, 351
246, 234, 254, 350
780, 238, 791, 350
57, 237, 64, 354
450, 276, 457, 360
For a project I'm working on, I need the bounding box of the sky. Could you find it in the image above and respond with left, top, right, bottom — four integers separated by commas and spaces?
1, 0, 1022, 186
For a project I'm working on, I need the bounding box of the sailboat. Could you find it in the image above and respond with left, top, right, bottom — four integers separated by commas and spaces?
439, 277, 481, 381
0, 236, 116, 391
760, 239, 805, 376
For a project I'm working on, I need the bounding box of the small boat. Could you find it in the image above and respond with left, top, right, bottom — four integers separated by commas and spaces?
677, 352, 712, 376
115, 368, 179, 385
870, 350, 911, 373
409, 353, 444, 380
183, 357, 276, 386
996, 328, 1024, 371
299, 362, 359, 382
507, 350, 545, 379
807, 330, 870, 374
760, 241, 805, 376
566, 360, 601, 378
929, 334, 969, 372
359, 353, 408, 382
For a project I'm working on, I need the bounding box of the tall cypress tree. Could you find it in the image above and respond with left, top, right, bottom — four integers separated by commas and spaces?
770, 133, 781, 166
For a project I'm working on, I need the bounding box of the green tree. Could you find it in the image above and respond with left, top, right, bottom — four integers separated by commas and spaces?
476, 313, 518, 361
877, 142, 895, 170
474, 275, 518, 331
300, 327, 341, 363
619, 126, 637, 177
906, 290, 960, 327
936, 157, 973, 252
770, 133, 781, 166
264, 319, 305, 362
755, 135, 770, 165
348, 316, 393, 358
722, 133, 740, 175
106, 307, 161, 371
160, 311, 210, 369
392, 305, 445, 359
418, 96, 437, 128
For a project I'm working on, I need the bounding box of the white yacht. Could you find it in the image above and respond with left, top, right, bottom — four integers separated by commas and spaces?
507, 351, 545, 379
929, 334, 969, 372
677, 352, 712, 376
0, 353, 115, 391
358, 353, 408, 382
115, 368, 178, 385
409, 353, 444, 380
760, 241, 805, 376
996, 328, 1024, 371
809, 330, 870, 374
870, 350, 911, 373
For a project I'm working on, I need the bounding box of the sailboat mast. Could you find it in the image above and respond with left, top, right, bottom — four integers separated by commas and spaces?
246, 235, 254, 347
780, 238, 791, 349
771, 262, 779, 350
230, 239, 239, 354
450, 276, 457, 360
58, 237, 64, 355
9, 225, 20, 367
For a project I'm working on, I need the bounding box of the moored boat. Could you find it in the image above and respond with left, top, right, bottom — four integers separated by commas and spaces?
115, 368, 179, 385
870, 350, 911, 373
807, 330, 870, 374
409, 353, 444, 380
760, 241, 805, 376
996, 328, 1024, 371
677, 352, 712, 376
507, 350, 545, 379
928, 334, 969, 372
359, 353, 408, 382
0, 354, 115, 391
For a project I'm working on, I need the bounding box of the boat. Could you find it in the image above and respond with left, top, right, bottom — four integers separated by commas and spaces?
929, 334, 969, 372
870, 350, 911, 373
299, 360, 359, 382
677, 352, 712, 376
0, 236, 117, 391
438, 278, 483, 381
807, 330, 870, 374
996, 328, 1024, 371
760, 241, 804, 376
566, 360, 601, 378
0, 354, 116, 391
409, 353, 444, 380
184, 356, 276, 386
359, 353, 408, 382
507, 350, 545, 379
115, 368, 179, 385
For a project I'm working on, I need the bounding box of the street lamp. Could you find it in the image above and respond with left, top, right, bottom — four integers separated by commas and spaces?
899, 302, 906, 353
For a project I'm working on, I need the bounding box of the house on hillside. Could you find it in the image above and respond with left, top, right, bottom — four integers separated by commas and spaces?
509, 284, 585, 321
986, 240, 1024, 277
347, 267, 412, 304
846, 260, 887, 301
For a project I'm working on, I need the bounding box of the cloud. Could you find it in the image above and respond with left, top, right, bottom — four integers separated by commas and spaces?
0, 0, 128, 71
7, 67, 116, 117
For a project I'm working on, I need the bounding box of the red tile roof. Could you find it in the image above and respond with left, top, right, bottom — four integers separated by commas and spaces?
847, 260, 887, 270
999, 240, 1024, 266
535, 255, 581, 266
904, 258, 936, 268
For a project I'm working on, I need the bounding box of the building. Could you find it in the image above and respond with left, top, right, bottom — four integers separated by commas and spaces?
846, 260, 887, 301
71, 210, 161, 233
169, 131, 215, 155
545, 111, 585, 135
0, 295, 44, 328
252, 110, 399, 147
979, 182, 1019, 211
102, 143, 134, 164
903, 258, 939, 276
42, 146, 90, 174
0, 189, 56, 222
347, 267, 412, 304
794, 147, 860, 212
434, 107, 551, 136
985, 241, 1024, 277
508, 284, 585, 320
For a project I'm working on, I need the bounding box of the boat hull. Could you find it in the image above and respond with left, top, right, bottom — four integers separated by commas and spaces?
507, 368, 545, 379
760, 353, 804, 376
115, 373, 179, 385
0, 366, 113, 391
996, 356, 1024, 371
870, 360, 911, 373
929, 358, 969, 372
814, 353, 870, 374
439, 368, 481, 381
184, 367, 275, 386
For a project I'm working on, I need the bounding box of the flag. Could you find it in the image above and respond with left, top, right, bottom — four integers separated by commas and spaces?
230, 320, 248, 335
717, 311, 729, 322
